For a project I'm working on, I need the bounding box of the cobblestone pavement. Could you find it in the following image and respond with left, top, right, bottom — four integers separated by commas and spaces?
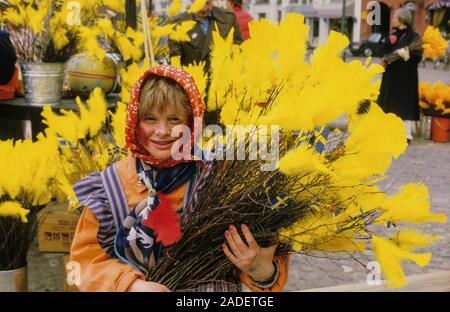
27, 64, 449, 292
417, 65, 450, 84
28, 240, 66, 292
348, 56, 450, 84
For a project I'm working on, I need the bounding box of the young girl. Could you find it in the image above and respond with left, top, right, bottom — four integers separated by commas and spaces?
70, 65, 289, 292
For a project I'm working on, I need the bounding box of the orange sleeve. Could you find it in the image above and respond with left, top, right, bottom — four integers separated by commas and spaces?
70, 208, 145, 292
240, 253, 290, 292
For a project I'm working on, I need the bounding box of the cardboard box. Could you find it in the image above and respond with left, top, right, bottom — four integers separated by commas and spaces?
38, 203, 80, 253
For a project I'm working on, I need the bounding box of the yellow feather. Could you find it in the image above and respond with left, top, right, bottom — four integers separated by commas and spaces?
188, 0, 208, 14
376, 183, 447, 225
169, 21, 196, 42
372, 235, 432, 288
168, 0, 184, 17
278, 144, 329, 176
331, 103, 407, 183
393, 229, 440, 252
0, 201, 30, 223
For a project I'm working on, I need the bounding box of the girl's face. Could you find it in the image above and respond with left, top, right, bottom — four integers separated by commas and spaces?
138, 104, 190, 161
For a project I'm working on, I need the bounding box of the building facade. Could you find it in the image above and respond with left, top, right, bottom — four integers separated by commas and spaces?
360, 0, 434, 40
247, 0, 436, 43
153, 0, 437, 43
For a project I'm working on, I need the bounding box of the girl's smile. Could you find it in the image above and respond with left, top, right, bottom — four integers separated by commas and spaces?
138, 104, 190, 161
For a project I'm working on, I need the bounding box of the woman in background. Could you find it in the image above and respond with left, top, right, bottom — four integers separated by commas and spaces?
378, 8, 423, 144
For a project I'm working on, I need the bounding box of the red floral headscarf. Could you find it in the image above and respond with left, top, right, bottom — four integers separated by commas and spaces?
124, 65, 205, 168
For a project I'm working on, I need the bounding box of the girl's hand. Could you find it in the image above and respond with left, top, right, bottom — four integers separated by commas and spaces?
128, 279, 171, 292
222, 224, 277, 281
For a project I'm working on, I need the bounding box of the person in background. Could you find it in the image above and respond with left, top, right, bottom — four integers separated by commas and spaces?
226, 0, 253, 41
378, 8, 423, 144
168, 0, 243, 69
168, 0, 243, 125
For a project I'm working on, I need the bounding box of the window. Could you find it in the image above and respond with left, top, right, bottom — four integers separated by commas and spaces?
255, 0, 270, 4
313, 18, 319, 37
278, 10, 282, 22
289, 0, 299, 3
258, 13, 267, 20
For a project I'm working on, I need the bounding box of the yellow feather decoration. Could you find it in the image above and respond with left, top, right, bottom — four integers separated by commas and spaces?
189, 0, 208, 14
168, 0, 184, 17
0, 201, 30, 223
372, 235, 432, 288
376, 183, 447, 225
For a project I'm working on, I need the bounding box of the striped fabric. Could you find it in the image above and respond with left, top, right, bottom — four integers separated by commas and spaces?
100, 164, 130, 232
73, 171, 116, 256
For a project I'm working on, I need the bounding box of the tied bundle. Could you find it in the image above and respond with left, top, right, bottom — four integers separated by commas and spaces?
0, 136, 59, 270
145, 14, 446, 290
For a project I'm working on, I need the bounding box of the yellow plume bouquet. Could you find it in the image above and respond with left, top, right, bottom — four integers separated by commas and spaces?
419, 81, 450, 117
3, 0, 103, 62
40, 88, 128, 212
0, 135, 60, 270
422, 26, 448, 61
144, 14, 446, 290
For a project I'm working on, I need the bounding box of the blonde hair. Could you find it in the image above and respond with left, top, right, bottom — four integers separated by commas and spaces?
139, 76, 192, 121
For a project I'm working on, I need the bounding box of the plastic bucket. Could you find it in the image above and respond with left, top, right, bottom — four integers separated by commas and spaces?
431, 117, 450, 143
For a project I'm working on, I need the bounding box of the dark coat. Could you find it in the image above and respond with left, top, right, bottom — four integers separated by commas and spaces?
377, 27, 422, 121
0, 30, 17, 85
168, 6, 243, 70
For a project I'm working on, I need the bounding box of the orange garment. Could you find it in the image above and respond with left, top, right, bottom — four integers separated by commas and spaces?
0, 66, 19, 100
70, 156, 289, 291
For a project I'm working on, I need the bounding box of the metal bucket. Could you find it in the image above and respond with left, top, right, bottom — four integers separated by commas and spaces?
0, 266, 28, 292
420, 115, 432, 140
21, 63, 65, 106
